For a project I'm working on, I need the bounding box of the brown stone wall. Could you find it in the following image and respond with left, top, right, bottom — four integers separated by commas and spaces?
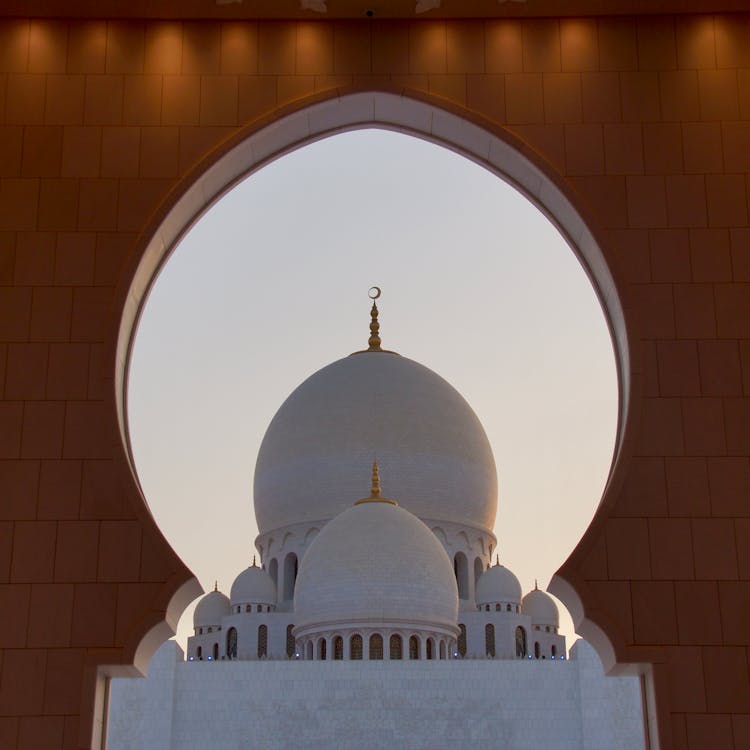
0, 14, 748, 750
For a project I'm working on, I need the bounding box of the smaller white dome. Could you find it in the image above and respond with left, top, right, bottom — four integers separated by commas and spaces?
193, 589, 230, 628
521, 588, 559, 627
294, 490, 458, 635
475, 562, 522, 606
230, 562, 276, 606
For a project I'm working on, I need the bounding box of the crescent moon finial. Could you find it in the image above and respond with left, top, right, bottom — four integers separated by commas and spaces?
367, 286, 382, 351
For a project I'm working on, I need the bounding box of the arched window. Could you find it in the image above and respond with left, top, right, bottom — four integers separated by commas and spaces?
439, 640, 446, 660
515, 626, 527, 658
318, 638, 327, 660
257, 624, 267, 658
474, 556, 484, 589
369, 633, 383, 660
485, 623, 495, 657
227, 627, 237, 659
485, 604, 490, 612
256, 604, 262, 613
551, 644, 557, 658
333, 636, 343, 660
389, 634, 402, 660
409, 635, 420, 660
245, 605, 251, 612
454, 552, 469, 599
534, 641, 540, 659
495, 603, 500, 611
305, 641, 313, 660
207, 627, 212, 633
286, 624, 295, 658
269, 557, 278, 588
212, 643, 219, 660
458, 624, 467, 657
426, 638, 434, 660
283, 552, 298, 600
196, 646, 202, 660
350, 634, 363, 660
507, 603, 512, 612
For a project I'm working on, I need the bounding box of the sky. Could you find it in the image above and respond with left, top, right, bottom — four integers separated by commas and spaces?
127, 128, 618, 651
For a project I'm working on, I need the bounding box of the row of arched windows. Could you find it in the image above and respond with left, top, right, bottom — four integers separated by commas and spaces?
480, 603, 520, 613
194, 643, 219, 661
302, 633, 451, 660
233, 604, 273, 614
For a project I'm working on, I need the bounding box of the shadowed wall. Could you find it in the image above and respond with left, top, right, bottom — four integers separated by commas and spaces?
0, 12, 749, 750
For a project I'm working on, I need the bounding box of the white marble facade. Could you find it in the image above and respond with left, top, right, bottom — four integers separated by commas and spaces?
108, 639, 646, 750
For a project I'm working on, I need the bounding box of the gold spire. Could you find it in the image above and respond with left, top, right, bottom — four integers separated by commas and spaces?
367, 286, 382, 351
354, 460, 397, 506
351, 287, 399, 356
534, 579, 538, 590
495, 554, 500, 567
214, 580, 218, 592
370, 459, 381, 497
251, 555, 257, 568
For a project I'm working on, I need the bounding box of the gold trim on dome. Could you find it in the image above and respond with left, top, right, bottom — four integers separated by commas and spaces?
354, 460, 398, 506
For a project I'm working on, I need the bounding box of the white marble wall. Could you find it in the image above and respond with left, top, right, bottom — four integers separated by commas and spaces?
107, 638, 645, 750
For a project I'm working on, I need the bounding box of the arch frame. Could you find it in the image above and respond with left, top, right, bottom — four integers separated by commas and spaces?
106, 82, 653, 736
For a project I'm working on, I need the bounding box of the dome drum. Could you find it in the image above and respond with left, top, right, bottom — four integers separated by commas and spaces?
295, 627, 457, 661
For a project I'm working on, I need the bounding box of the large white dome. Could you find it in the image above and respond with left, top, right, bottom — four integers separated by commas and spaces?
253, 351, 497, 535
294, 498, 459, 633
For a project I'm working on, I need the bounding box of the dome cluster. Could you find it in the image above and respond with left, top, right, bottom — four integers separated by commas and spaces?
189, 294, 565, 664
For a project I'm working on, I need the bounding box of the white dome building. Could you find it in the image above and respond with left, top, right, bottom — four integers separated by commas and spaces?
109, 293, 647, 750
254, 300, 498, 612
182, 294, 564, 664
193, 588, 230, 631
230, 558, 276, 613
294, 464, 459, 660
476, 559, 523, 611
522, 585, 563, 660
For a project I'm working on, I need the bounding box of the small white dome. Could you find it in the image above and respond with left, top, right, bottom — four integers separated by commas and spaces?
521, 588, 559, 627
230, 563, 276, 606
254, 351, 497, 535
193, 589, 230, 628
475, 563, 522, 605
294, 497, 458, 633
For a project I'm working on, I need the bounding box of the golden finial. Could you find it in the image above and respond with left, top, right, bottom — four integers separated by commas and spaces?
534, 578, 538, 590
367, 286, 382, 351
495, 555, 500, 567
370, 459, 381, 497
214, 580, 218, 592
251, 555, 257, 567
354, 460, 397, 506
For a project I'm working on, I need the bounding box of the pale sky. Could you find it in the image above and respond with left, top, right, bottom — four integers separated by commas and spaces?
127, 128, 618, 651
